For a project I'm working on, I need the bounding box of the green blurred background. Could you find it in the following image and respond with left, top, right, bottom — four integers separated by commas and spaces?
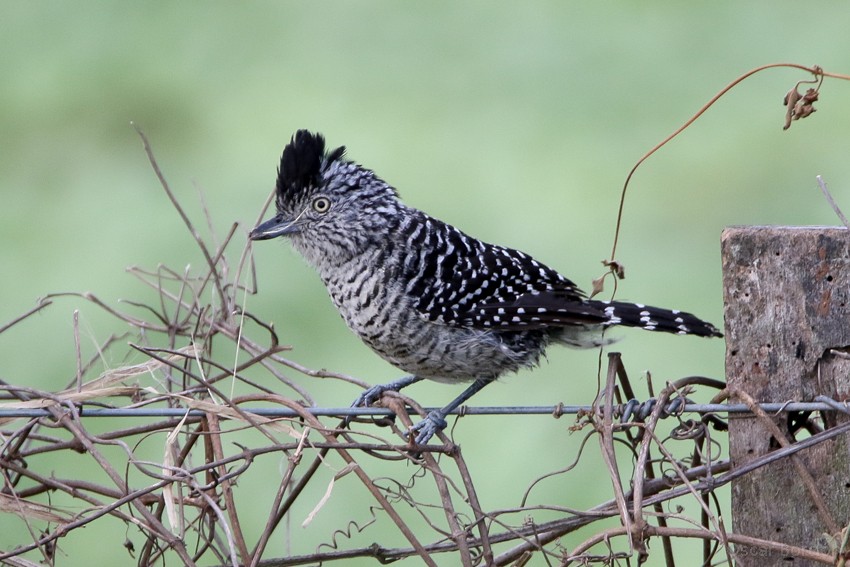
1, 2, 849, 565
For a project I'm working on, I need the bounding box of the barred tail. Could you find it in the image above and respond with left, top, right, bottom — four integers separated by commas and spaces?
587, 299, 723, 338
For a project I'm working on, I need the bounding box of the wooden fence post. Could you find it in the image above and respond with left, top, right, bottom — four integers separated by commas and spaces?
722, 226, 850, 565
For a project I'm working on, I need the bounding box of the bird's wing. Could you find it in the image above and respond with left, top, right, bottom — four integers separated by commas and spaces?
400, 216, 606, 331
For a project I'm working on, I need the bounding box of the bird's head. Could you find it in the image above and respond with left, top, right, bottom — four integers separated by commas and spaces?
250, 130, 401, 263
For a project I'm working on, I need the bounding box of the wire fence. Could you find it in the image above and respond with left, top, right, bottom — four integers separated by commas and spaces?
1, 130, 847, 566
3, 284, 845, 567
0, 399, 846, 419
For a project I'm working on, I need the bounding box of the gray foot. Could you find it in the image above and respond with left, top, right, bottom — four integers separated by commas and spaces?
347, 375, 423, 427
407, 410, 448, 445
350, 375, 422, 408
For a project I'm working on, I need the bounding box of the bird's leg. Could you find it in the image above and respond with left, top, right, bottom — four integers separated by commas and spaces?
351, 374, 424, 409
347, 375, 424, 429
408, 377, 495, 445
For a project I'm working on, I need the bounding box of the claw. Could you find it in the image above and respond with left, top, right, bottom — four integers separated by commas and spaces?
351, 384, 393, 409
407, 411, 448, 445
346, 375, 423, 428
345, 384, 397, 427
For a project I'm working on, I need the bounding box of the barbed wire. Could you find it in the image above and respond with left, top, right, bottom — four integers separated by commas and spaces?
0, 397, 845, 419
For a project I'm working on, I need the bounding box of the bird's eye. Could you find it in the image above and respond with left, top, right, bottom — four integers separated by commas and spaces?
312, 197, 331, 213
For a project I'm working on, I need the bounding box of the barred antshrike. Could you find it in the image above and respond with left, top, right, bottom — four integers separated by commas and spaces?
250, 130, 721, 444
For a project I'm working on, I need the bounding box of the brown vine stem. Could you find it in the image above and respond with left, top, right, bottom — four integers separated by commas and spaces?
563, 525, 834, 566
607, 62, 850, 271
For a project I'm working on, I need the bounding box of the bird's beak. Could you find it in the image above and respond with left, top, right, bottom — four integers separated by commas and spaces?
249, 215, 299, 241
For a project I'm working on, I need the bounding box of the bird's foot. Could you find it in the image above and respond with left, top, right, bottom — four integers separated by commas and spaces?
407, 410, 448, 445
347, 375, 422, 427
351, 374, 420, 408
351, 383, 394, 409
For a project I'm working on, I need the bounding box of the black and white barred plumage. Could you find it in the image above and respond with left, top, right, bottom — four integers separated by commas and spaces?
250, 130, 721, 443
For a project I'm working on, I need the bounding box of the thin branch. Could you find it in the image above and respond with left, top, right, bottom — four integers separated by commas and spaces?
816, 175, 850, 229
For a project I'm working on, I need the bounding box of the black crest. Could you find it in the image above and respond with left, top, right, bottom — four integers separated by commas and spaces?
277, 130, 346, 194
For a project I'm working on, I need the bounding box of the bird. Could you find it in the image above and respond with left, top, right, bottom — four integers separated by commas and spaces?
250, 130, 722, 445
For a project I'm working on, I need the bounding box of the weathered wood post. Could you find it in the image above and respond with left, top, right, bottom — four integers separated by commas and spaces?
723, 226, 850, 565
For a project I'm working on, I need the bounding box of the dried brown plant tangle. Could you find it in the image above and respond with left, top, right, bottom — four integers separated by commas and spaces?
0, 125, 846, 566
